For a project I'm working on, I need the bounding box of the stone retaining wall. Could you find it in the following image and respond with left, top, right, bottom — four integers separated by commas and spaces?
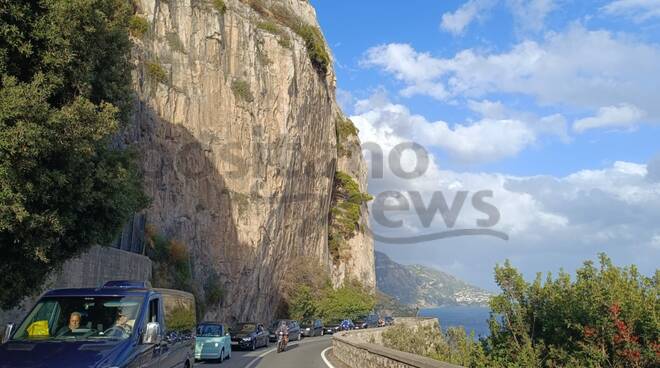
332, 318, 463, 368
0, 245, 152, 326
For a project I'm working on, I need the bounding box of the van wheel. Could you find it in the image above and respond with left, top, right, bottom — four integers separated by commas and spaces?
218, 349, 224, 363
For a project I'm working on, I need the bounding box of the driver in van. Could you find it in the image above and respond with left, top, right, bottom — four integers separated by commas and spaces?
56, 312, 81, 336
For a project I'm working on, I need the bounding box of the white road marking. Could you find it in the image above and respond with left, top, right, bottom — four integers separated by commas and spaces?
243, 337, 332, 368
321, 347, 335, 368
244, 346, 277, 368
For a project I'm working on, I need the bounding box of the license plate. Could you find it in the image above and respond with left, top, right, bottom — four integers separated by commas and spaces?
231, 341, 238, 345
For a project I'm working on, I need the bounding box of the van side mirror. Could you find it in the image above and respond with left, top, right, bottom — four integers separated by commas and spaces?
142, 322, 161, 345
2, 323, 14, 344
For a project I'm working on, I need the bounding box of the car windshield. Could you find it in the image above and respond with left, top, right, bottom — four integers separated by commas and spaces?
11, 296, 143, 341
197, 324, 224, 337
233, 323, 255, 333
270, 320, 286, 329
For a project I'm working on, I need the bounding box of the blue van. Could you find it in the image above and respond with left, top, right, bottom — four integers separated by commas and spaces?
0, 280, 196, 368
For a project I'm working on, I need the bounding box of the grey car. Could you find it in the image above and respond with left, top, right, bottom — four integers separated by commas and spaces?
301, 319, 324, 337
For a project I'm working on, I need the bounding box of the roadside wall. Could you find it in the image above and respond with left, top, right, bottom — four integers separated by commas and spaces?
332, 318, 463, 368
0, 246, 152, 326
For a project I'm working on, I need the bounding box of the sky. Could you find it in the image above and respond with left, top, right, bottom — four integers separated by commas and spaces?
310, 0, 660, 290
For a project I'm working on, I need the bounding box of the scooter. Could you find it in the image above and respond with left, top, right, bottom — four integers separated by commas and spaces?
277, 331, 288, 353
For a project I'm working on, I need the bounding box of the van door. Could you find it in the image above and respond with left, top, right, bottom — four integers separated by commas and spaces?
132, 297, 163, 368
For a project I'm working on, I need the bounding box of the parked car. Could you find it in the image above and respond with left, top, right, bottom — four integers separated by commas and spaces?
230, 322, 269, 350
354, 317, 367, 329
384, 316, 395, 326
340, 319, 355, 331
301, 319, 324, 337
195, 322, 231, 362
268, 320, 302, 342
324, 320, 342, 334
0, 280, 196, 368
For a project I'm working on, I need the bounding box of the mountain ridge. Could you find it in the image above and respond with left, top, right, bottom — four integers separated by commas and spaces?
376, 251, 492, 308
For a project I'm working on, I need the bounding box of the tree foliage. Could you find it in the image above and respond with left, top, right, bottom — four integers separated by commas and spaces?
384, 254, 659, 368
485, 254, 659, 367
0, 0, 147, 308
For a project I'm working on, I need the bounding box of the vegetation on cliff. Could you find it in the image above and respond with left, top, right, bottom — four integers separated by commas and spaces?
280, 258, 375, 323
0, 0, 147, 308
328, 171, 372, 264
383, 254, 660, 368
145, 225, 225, 319
335, 116, 359, 157
242, 0, 330, 75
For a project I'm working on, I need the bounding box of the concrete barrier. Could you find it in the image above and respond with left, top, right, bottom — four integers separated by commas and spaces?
0, 245, 152, 326
332, 318, 464, 368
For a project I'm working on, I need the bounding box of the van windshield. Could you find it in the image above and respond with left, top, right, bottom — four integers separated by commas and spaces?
11, 296, 144, 341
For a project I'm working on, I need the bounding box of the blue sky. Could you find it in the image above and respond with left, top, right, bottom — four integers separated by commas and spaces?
311, 0, 660, 289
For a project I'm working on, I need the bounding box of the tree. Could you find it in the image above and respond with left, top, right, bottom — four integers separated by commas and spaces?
485, 254, 659, 367
0, 0, 147, 308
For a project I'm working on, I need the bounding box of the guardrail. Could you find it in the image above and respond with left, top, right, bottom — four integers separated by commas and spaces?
331, 318, 464, 368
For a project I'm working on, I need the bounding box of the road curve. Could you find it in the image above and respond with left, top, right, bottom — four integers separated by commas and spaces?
196, 335, 333, 368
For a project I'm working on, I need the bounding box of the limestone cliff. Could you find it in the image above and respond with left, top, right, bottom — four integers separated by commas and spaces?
126, 0, 375, 323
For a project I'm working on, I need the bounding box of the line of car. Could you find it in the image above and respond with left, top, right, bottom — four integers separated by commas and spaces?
194, 314, 395, 363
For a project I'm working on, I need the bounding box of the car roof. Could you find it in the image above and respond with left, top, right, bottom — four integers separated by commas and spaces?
43, 288, 151, 298
198, 322, 225, 326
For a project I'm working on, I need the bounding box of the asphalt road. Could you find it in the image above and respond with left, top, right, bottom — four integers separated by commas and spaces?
196, 335, 333, 368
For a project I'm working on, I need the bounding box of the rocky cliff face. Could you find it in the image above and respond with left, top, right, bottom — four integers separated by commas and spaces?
126, 0, 374, 323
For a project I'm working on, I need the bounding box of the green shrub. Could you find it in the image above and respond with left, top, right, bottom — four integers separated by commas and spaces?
328, 172, 372, 263
212, 0, 227, 14
129, 15, 150, 38
336, 116, 359, 157
293, 24, 330, 75
165, 32, 185, 53
484, 254, 660, 368
250, 3, 329, 74
205, 273, 224, 306
257, 21, 292, 48
146, 61, 168, 84
382, 324, 489, 367
146, 229, 193, 293
231, 79, 254, 102
316, 281, 376, 323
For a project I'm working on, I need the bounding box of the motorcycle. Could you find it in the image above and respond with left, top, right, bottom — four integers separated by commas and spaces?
277, 331, 288, 353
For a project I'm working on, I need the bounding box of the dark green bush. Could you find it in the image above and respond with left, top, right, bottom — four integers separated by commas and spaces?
231, 79, 254, 102
328, 172, 372, 263
146, 61, 168, 84
129, 15, 149, 38
293, 24, 330, 75
212, 0, 227, 14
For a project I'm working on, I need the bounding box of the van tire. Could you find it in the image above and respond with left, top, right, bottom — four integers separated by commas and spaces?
219, 349, 224, 363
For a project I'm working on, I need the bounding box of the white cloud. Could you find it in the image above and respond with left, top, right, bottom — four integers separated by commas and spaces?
440, 0, 556, 35
647, 154, 660, 182
574, 103, 647, 133
362, 26, 660, 131
441, 0, 497, 35
358, 96, 660, 287
507, 0, 557, 32
603, 0, 660, 22
351, 95, 568, 163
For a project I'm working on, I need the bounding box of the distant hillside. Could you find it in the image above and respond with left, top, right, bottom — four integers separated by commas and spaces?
376, 251, 492, 308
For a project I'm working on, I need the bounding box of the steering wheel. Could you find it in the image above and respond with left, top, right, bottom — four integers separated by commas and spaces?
103, 325, 131, 338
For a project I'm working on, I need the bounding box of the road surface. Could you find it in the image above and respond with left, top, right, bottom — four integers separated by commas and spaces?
196, 335, 334, 368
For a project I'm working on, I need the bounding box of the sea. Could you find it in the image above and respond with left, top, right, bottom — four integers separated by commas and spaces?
417, 305, 492, 339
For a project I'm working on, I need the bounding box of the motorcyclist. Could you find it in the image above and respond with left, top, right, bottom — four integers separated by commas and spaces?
275, 321, 289, 349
